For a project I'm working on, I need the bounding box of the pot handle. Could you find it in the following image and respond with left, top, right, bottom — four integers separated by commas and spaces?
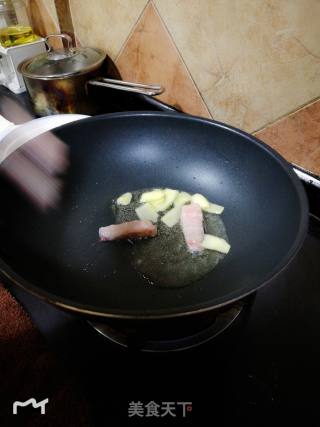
88, 77, 164, 97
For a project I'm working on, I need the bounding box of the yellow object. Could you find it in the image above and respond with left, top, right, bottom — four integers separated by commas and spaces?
161, 206, 181, 227
204, 202, 224, 214
150, 197, 166, 210
116, 192, 132, 206
0, 25, 38, 47
156, 188, 178, 212
174, 191, 191, 207
140, 189, 164, 203
201, 234, 230, 253
191, 193, 210, 209
135, 203, 158, 223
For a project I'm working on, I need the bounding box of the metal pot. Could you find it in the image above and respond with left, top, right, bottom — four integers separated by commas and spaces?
18, 34, 164, 116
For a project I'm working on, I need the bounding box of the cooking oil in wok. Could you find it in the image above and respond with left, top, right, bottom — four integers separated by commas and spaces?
114, 189, 229, 288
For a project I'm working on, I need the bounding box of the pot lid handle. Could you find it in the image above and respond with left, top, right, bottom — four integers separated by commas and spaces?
44, 34, 74, 60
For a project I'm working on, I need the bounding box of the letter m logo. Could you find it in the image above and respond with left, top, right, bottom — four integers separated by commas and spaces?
13, 398, 49, 415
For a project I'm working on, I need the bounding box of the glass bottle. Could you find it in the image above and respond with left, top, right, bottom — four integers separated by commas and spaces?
0, 0, 38, 48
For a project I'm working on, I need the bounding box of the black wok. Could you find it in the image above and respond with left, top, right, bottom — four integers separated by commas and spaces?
0, 112, 308, 320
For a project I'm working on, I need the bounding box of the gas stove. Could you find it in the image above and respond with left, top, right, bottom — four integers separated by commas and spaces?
2, 86, 320, 424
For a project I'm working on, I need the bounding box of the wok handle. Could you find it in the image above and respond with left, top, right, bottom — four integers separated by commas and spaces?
88, 77, 164, 97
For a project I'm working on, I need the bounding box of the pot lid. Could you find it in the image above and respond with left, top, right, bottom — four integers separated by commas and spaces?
18, 45, 106, 79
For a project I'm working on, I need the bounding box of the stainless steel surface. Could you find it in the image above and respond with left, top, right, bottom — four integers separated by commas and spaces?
17, 33, 165, 115
44, 33, 72, 52
88, 77, 164, 96
88, 303, 243, 352
293, 167, 320, 189
18, 45, 105, 79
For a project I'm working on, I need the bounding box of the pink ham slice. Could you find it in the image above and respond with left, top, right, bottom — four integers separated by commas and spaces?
180, 203, 204, 252
99, 220, 157, 241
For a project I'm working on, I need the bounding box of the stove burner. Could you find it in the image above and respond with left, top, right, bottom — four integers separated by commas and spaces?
88, 301, 247, 352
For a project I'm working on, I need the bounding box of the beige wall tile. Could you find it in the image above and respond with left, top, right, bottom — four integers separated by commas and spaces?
69, 0, 148, 59
116, 2, 211, 117
256, 99, 320, 176
154, 0, 320, 132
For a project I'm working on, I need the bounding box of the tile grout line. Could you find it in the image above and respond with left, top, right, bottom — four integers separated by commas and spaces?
254, 96, 320, 135
114, 0, 151, 62
148, 0, 212, 117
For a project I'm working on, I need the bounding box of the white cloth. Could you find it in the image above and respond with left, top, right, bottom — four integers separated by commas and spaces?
0, 114, 89, 164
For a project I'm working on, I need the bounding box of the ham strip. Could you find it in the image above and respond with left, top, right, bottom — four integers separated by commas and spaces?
99, 220, 157, 241
180, 203, 204, 252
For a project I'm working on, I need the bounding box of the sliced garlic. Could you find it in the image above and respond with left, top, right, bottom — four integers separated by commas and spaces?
116, 192, 132, 206
156, 188, 179, 212
150, 196, 166, 211
174, 191, 192, 207
161, 206, 181, 227
135, 203, 158, 223
201, 234, 230, 254
140, 189, 164, 203
204, 203, 224, 215
191, 193, 210, 209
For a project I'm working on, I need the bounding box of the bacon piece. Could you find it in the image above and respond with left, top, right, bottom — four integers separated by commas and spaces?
99, 220, 157, 241
180, 203, 204, 252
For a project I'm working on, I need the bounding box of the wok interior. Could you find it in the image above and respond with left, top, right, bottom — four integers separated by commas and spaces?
0, 113, 306, 316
